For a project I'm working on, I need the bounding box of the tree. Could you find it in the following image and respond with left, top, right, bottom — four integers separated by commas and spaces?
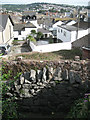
36, 32, 43, 40
31, 30, 36, 38
26, 35, 36, 43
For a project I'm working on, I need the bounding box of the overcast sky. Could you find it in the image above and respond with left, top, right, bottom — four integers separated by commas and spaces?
0, 0, 90, 6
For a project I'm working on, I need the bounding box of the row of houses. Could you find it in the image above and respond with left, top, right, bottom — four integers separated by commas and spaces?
0, 12, 90, 51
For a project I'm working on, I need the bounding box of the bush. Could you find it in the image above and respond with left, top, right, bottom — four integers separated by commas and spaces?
53, 48, 82, 60
0, 61, 21, 120
67, 94, 90, 118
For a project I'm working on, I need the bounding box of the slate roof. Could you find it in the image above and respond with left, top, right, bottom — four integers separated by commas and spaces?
37, 19, 44, 24
72, 33, 90, 48
22, 11, 36, 16
0, 14, 14, 31
73, 21, 90, 29
14, 22, 36, 31
37, 28, 50, 34
58, 25, 82, 31
0, 25, 3, 32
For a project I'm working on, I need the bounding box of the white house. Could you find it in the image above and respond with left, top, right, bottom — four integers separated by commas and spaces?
22, 11, 40, 29
14, 23, 37, 40
0, 14, 14, 45
57, 21, 90, 43
52, 20, 76, 38
37, 28, 52, 38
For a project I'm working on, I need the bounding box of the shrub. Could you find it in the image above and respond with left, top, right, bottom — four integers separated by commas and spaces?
67, 93, 90, 118
0, 60, 21, 120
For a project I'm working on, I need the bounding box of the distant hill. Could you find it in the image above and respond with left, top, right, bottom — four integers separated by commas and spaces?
2, 2, 85, 12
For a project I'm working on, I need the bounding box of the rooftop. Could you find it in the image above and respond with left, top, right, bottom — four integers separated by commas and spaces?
58, 25, 82, 31
0, 14, 14, 31
14, 22, 36, 31
37, 28, 50, 33
22, 11, 36, 16
73, 21, 90, 29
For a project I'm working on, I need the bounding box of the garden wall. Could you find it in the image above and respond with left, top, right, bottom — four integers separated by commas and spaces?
29, 41, 71, 52
5, 60, 90, 118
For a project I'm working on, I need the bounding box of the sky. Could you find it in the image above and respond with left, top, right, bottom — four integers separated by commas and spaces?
0, 0, 90, 6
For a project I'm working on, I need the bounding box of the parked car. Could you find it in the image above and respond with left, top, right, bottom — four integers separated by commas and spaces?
0, 44, 11, 55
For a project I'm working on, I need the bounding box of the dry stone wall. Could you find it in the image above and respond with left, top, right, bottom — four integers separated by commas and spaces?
5, 60, 90, 117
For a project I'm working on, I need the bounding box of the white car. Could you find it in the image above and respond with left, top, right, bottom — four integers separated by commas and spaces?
0, 44, 11, 55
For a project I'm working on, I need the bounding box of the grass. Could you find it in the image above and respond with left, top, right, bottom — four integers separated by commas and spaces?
16, 52, 61, 61
9, 48, 82, 61
12, 40, 25, 45
53, 48, 82, 60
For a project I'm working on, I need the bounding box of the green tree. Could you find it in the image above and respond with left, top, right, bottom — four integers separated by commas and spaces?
36, 32, 43, 40
31, 30, 36, 38
27, 35, 36, 43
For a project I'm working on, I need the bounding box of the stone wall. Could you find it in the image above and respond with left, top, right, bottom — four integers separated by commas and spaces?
5, 60, 90, 118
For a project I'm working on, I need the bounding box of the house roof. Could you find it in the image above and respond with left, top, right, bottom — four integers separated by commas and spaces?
37, 28, 50, 34
72, 33, 90, 48
37, 19, 44, 24
0, 25, 3, 32
58, 25, 82, 31
13, 24, 25, 31
22, 11, 36, 16
73, 21, 90, 29
14, 22, 36, 31
0, 14, 14, 31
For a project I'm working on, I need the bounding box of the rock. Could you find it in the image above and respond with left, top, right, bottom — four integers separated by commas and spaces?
42, 67, 47, 82
23, 72, 30, 80
15, 85, 21, 93
24, 89, 31, 98
37, 70, 43, 82
53, 67, 62, 81
49, 81, 56, 87
69, 70, 82, 84
6, 93, 13, 97
48, 67, 54, 80
69, 70, 75, 84
25, 79, 31, 84
39, 82, 43, 86
14, 80, 20, 86
22, 84, 30, 89
62, 69, 69, 81
20, 75, 25, 84
30, 70, 36, 82
36, 89, 41, 93
16, 56, 23, 61
20, 88, 31, 98
74, 72, 82, 84
30, 89, 35, 94
75, 56, 80, 61
40, 86, 44, 89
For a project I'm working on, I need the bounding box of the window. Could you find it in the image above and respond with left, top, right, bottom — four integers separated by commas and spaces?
18, 31, 21, 35
14, 38, 18, 40
64, 31, 66, 37
58, 29, 60, 33
61, 29, 62, 33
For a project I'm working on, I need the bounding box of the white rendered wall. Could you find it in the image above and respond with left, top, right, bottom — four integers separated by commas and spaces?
14, 28, 37, 40
30, 41, 71, 53
57, 27, 71, 42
